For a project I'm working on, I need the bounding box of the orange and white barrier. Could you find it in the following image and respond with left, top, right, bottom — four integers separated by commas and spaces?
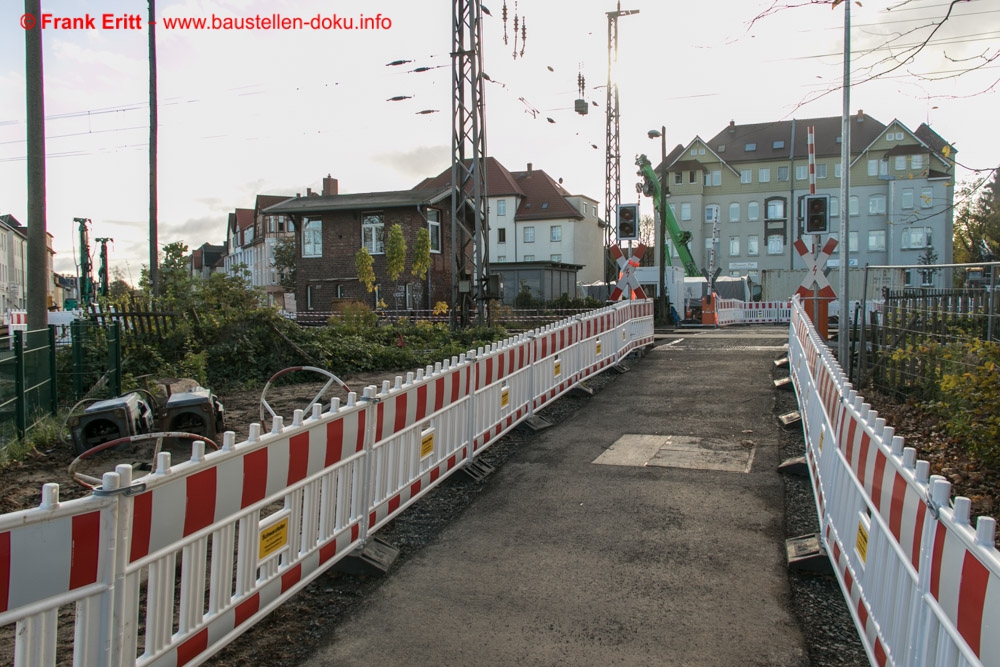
0, 300, 655, 666
788, 295, 1000, 667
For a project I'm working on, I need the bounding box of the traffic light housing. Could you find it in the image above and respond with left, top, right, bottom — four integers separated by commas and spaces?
804, 195, 829, 234
617, 203, 639, 241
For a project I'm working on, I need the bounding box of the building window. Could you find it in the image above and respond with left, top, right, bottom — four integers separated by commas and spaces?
849, 231, 859, 252
911, 155, 924, 170
307, 285, 316, 310
868, 159, 879, 176
497, 199, 506, 216
868, 230, 886, 252
523, 254, 535, 261
765, 197, 785, 220
849, 196, 860, 216
830, 196, 840, 218
550, 225, 562, 242
767, 235, 784, 255
895, 156, 907, 171
920, 187, 933, 208
268, 216, 275, 233
902, 227, 931, 249
302, 218, 322, 257
524, 226, 535, 243
759, 168, 771, 183
772, 140, 785, 150
729, 203, 740, 222
550, 254, 561, 262
674, 172, 683, 185
497, 255, 506, 262
834, 164, 842, 179
705, 205, 720, 224
689, 171, 697, 184
901, 188, 914, 209
729, 236, 740, 256
881, 159, 889, 176
680, 203, 692, 221
796, 165, 808, 180
337, 285, 344, 298
747, 235, 760, 256
428, 209, 442, 253
498, 227, 506, 243
869, 195, 887, 215
745, 143, 757, 152
362, 213, 385, 254
816, 164, 828, 179
740, 169, 752, 184
747, 201, 760, 221
777, 166, 789, 182
705, 170, 721, 186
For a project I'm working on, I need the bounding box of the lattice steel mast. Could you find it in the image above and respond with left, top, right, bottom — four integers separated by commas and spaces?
451, 0, 489, 325
604, 3, 639, 285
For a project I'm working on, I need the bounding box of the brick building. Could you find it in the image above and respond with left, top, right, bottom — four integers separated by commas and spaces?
265, 187, 455, 312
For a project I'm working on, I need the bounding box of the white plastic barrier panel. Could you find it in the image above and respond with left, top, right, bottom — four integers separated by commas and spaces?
367, 357, 474, 533
578, 306, 618, 382
789, 296, 1000, 667
531, 319, 581, 411
471, 335, 534, 453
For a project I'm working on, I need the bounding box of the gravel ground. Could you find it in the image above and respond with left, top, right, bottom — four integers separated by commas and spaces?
206, 344, 870, 666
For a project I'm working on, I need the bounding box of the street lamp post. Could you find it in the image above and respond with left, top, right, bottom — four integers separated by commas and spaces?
648, 127, 668, 322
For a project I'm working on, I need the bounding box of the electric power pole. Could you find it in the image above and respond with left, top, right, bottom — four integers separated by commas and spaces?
25, 0, 48, 326
604, 3, 639, 290
148, 0, 159, 297
451, 0, 489, 326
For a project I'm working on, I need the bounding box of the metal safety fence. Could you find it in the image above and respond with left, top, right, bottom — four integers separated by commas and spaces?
0, 300, 653, 666
788, 295, 1000, 667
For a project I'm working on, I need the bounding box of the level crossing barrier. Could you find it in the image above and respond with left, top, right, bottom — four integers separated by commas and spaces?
788, 295, 1000, 667
0, 300, 654, 666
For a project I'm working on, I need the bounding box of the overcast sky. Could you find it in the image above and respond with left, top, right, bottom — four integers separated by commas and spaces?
1, 0, 997, 283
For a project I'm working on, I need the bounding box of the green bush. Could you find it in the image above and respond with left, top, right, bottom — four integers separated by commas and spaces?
931, 339, 1000, 465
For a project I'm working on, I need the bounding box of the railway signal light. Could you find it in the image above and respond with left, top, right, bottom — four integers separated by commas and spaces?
617, 203, 639, 241
804, 195, 829, 234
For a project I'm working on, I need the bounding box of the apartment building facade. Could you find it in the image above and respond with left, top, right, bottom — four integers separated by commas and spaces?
656, 112, 955, 290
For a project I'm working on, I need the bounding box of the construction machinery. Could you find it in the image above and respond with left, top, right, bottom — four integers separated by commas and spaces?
636, 154, 700, 278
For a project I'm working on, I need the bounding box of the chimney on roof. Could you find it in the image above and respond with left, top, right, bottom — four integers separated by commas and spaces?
728, 120, 735, 133
306, 187, 313, 196
857, 109, 864, 122
527, 162, 533, 174
322, 175, 338, 196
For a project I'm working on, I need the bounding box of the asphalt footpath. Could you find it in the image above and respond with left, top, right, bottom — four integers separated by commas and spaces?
303, 327, 808, 667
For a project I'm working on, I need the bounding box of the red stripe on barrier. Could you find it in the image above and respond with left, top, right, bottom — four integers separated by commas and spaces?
519, 345, 525, 369
430, 467, 440, 484
185, 469, 218, 535
352, 523, 359, 541
130, 491, 153, 562
281, 563, 302, 593
176, 628, 209, 667
288, 432, 309, 485
874, 639, 887, 667
857, 598, 869, 628
410, 479, 422, 497
844, 417, 858, 462
930, 526, 947, 599
452, 371, 461, 403
388, 494, 400, 515
234, 592, 260, 627
857, 433, 872, 485
889, 474, 906, 541
486, 357, 494, 387
0, 531, 9, 613
356, 411, 367, 452
375, 402, 385, 442
447, 455, 457, 470
319, 539, 337, 565
958, 552, 989, 656
69, 512, 101, 590
871, 451, 887, 512
325, 419, 343, 466
541, 336, 548, 358
394, 393, 408, 434
416, 384, 428, 421
911, 502, 927, 571
242, 449, 268, 508
833, 541, 842, 564
435, 377, 446, 412
844, 567, 853, 592
368, 511, 377, 528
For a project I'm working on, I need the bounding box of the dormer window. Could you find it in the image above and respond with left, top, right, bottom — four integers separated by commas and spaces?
772, 140, 785, 150
745, 143, 757, 152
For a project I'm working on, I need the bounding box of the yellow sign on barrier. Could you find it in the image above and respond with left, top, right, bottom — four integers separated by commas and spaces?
856, 519, 869, 564
259, 517, 289, 561
500, 386, 509, 409
554, 359, 562, 377
596, 340, 602, 356
421, 431, 435, 458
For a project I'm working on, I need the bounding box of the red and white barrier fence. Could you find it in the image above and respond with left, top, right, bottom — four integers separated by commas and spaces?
0, 300, 654, 666
716, 300, 793, 327
788, 295, 1000, 667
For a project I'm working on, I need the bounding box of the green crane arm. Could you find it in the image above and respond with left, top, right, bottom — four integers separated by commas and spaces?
636, 154, 701, 278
